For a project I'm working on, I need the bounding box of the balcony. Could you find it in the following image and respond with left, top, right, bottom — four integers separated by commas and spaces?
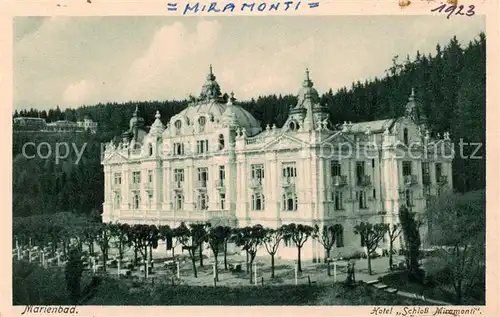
144, 182, 154, 191
216, 180, 225, 188
129, 182, 140, 190
437, 175, 448, 185
196, 180, 207, 189
332, 175, 347, 187
357, 175, 371, 187
249, 178, 263, 189
422, 174, 431, 185
173, 181, 183, 191
281, 177, 295, 188
404, 175, 418, 186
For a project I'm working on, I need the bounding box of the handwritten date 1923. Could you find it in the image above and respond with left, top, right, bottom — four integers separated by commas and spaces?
431, 3, 476, 19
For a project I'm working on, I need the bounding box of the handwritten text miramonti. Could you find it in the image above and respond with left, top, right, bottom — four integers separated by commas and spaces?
165, 1, 320, 14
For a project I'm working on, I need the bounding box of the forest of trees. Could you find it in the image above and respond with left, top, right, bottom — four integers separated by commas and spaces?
12, 33, 486, 218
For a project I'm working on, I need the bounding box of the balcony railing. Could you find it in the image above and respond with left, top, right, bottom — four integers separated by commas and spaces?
216, 180, 225, 188
196, 180, 207, 189
281, 177, 295, 187
437, 175, 448, 185
332, 175, 347, 187
357, 175, 371, 187
249, 178, 263, 189
144, 182, 153, 190
404, 175, 418, 186
129, 182, 140, 189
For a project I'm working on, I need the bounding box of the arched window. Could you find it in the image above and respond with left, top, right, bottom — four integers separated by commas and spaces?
175, 194, 184, 210
252, 193, 265, 211
335, 225, 344, 247
289, 121, 296, 131
403, 128, 409, 145
218, 134, 225, 150
282, 193, 298, 211
148, 143, 153, 156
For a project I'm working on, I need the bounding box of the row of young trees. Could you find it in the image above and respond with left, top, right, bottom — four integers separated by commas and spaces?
14, 206, 425, 283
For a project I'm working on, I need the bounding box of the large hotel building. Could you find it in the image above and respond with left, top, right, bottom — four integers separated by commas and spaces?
102, 66, 453, 261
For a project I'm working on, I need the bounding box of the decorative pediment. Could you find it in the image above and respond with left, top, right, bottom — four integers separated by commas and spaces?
262, 134, 309, 152
102, 151, 129, 165
319, 131, 355, 147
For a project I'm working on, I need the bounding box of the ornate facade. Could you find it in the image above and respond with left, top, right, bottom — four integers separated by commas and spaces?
102, 66, 453, 261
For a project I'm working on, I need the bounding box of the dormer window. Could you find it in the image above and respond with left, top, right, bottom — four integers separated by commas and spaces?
289, 121, 299, 131
174, 120, 182, 135
403, 128, 409, 146
198, 116, 206, 132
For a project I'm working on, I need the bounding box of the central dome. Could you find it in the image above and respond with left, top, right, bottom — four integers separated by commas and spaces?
177, 99, 262, 136
172, 66, 262, 136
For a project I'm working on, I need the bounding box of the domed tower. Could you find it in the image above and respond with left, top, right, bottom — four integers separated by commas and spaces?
284, 69, 328, 132
127, 106, 147, 148
405, 88, 427, 127
199, 64, 222, 101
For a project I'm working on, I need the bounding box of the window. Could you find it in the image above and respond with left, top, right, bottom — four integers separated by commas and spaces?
373, 188, 376, 199
220, 193, 226, 210
289, 121, 299, 131
197, 167, 208, 181
114, 173, 122, 185
402, 161, 412, 176
175, 194, 184, 210
114, 192, 121, 209
358, 191, 367, 209
147, 193, 153, 209
435, 163, 442, 181
196, 193, 208, 210
133, 192, 140, 209
284, 239, 292, 247
174, 120, 182, 135
198, 116, 206, 132
372, 159, 375, 168
218, 134, 225, 150
333, 191, 343, 210
335, 225, 344, 247
148, 143, 153, 156
196, 140, 209, 154
148, 170, 153, 183
422, 162, 430, 177
219, 166, 225, 185
251, 164, 265, 183
282, 193, 298, 211
252, 193, 265, 211
356, 161, 365, 179
405, 189, 413, 207
132, 171, 141, 184
282, 163, 297, 178
360, 231, 365, 247
403, 128, 409, 145
174, 169, 184, 183
331, 160, 341, 177
174, 143, 184, 156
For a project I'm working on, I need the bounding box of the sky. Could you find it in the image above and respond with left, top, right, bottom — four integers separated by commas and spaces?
13, 16, 485, 111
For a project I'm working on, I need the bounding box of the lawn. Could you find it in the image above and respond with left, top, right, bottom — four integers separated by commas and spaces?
13, 260, 425, 306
